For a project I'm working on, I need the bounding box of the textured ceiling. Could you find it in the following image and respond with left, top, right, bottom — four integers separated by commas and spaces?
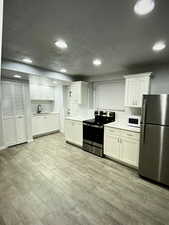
2, 0, 169, 76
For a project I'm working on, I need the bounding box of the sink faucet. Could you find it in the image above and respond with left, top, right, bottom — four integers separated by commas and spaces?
37, 104, 43, 114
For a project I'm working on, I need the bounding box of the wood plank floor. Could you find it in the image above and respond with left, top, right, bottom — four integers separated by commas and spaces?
0, 133, 169, 225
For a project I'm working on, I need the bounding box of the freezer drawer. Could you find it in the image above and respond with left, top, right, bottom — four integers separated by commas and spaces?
139, 124, 169, 185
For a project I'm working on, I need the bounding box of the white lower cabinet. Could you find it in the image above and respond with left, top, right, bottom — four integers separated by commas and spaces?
104, 127, 140, 168
65, 119, 83, 147
104, 134, 120, 160
32, 114, 59, 136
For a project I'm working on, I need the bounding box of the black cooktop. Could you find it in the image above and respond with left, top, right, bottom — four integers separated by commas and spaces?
83, 117, 114, 126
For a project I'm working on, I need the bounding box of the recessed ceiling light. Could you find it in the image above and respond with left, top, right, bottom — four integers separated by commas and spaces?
22, 57, 32, 64
93, 59, 102, 66
53, 81, 57, 84
13, 74, 22, 78
60, 68, 67, 73
55, 39, 68, 49
134, 0, 155, 16
152, 41, 166, 52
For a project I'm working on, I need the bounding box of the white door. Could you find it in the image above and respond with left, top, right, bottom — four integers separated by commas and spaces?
120, 137, 139, 167
2, 82, 16, 146
16, 116, 26, 144
14, 83, 27, 144
3, 117, 16, 146
104, 134, 120, 160
2, 81, 27, 147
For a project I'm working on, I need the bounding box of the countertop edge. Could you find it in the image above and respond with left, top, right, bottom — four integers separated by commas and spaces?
105, 123, 140, 133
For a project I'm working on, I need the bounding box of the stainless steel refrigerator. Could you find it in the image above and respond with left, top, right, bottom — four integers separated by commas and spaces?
139, 95, 169, 186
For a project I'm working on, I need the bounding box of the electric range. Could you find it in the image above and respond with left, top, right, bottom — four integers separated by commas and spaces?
83, 111, 115, 157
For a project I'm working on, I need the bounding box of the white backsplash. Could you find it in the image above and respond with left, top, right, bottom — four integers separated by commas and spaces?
31, 102, 54, 114
87, 108, 141, 124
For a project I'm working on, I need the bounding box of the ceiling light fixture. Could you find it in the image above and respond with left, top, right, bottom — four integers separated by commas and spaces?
22, 57, 32, 64
13, 74, 22, 78
55, 39, 68, 49
152, 41, 166, 52
60, 68, 67, 73
93, 59, 102, 66
134, 0, 155, 16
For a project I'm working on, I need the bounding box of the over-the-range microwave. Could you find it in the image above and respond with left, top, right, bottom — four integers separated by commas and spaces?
128, 115, 141, 128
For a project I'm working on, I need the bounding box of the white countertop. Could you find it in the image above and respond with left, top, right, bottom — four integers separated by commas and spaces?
32, 112, 59, 116
105, 121, 140, 133
65, 116, 92, 122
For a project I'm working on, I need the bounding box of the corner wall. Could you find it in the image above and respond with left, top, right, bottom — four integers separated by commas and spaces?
0, 0, 4, 149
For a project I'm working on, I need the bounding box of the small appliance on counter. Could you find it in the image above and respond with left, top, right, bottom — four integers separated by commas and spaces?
128, 115, 141, 128
83, 110, 115, 157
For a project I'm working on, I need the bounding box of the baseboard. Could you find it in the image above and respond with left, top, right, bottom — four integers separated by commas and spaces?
105, 155, 138, 170
0, 146, 7, 151
27, 139, 34, 143
33, 130, 60, 138
65, 141, 82, 149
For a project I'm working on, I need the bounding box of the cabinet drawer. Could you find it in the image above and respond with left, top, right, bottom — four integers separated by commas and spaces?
121, 130, 140, 140
104, 127, 120, 137
71, 120, 82, 126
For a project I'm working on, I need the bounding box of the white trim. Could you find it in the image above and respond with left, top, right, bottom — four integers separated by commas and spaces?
124, 72, 152, 79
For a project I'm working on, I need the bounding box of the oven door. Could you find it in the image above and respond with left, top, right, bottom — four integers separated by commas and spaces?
83, 123, 104, 147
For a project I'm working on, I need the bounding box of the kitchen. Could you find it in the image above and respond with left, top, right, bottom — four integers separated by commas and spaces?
1, 0, 169, 225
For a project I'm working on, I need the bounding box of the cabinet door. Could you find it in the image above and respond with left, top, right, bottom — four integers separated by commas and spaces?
48, 87, 54, 100
125, 75, 150, 108
71, 84, 79, 103
30, 84, 40, 100
136, 77, 150, 107
32, 116, 44, 135
104, 134, 120, 160
16, 116, 27, 144
43, 114, 59, 133
65, 120, 72, 142
3, 118, 16, 146
125, 79, 137, 107
72, 121, 82, 146
120, 137, 139, 167
49, 114, 59, 131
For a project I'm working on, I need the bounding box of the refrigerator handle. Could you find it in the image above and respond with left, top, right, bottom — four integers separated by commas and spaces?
141, 98, 147, 144
142, 98, 147, 124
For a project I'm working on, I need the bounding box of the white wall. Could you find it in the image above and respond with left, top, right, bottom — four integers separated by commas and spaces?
53, 85, 64, 133
0, 0, 4, 149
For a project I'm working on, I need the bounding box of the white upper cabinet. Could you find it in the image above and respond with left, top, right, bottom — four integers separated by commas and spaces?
70, 81, 88, 105
124, 73, 151, 108
29, 76, 55, 101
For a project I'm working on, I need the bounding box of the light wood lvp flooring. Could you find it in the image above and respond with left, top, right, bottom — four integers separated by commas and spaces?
0, 133, 169, 225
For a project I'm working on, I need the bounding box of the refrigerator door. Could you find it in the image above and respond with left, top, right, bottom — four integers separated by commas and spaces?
139, 124, 169, 183
142, 95, 169, 126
